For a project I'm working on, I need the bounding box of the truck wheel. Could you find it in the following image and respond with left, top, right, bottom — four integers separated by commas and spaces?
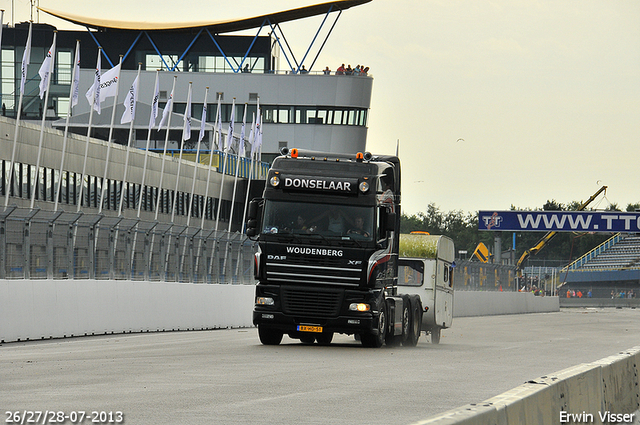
404, 299, 421, 347
315, 332, 333, 346
431, 326, 441, 344
258, 326, 283, 345
361, 305, 386, 348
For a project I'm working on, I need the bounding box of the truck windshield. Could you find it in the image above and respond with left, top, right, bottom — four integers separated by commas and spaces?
262, 200, 374, 241
398, 259, 424, 287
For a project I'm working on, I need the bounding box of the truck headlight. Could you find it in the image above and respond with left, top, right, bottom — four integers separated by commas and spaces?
256, 297, 275, 306
359, 181, 369, 193
349, 303, 370, 312
269, 176, 280, 187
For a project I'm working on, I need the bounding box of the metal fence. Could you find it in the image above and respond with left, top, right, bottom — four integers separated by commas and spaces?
0, 207, 257, 284
453, 260, 518, 292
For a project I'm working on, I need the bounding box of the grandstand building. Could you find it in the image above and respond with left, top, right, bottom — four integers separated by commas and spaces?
561, 233, 640, 298
0, 1, 373, 281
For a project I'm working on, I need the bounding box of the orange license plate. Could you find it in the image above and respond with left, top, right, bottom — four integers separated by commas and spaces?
297, 325, 323, 333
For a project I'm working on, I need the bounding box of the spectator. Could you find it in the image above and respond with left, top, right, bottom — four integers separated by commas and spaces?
323, 66, 331, 75
345, 64, 353, 75
242, 64, 250, 73
300, 65, 309, 74
336, 63, 346, 75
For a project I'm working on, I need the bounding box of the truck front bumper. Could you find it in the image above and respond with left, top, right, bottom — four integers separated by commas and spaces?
253, 309, 380, 336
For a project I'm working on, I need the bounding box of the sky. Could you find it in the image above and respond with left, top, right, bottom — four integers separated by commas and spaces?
5, 0, 640, 216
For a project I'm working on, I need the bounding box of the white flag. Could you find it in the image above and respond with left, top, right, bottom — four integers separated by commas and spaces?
148, 72, 160, 130
70, 41, 81, 108
251, 107, 262, 156
120, 75, 138, 124
182, 83, 192, 141
215, 96, 222, 150
20, 22, 32, 94
198, 96, 207, 143
225, 100, 235, 152
85, 53, 102, 113
99, 63, 121, 102
38, 37, 55, 99
158, 86, 174, 130
239, 104, 247, 157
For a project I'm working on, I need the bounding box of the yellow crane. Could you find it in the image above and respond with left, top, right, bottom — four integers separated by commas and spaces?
515, 186, 608, 276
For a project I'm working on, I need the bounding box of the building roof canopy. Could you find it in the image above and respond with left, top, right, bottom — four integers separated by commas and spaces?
38, 0, 371, 33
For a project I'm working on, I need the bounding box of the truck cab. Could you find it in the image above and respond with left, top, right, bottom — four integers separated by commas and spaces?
398, 233, 455, 343
246, 149, 423, 347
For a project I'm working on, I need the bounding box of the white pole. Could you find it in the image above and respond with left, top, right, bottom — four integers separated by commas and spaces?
30, 31, 56, 209
76, 48, 101, 212
54, 40, 80, 211
214, 98, 235, 234
154, 76, 177, 220
137, 71, 159, 218
118, 63, 142, 216
200, 93, 221, 230
98, 56, 123, 214
186, 87, 208, 226
5, 21, 31, 209
170, 82, 192, 223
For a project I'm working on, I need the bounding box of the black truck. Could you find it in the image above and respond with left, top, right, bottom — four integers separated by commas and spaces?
246, 148, 422, 347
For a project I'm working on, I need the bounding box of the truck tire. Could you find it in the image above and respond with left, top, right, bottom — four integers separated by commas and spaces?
361, 305, 386, 348
258, 325, 283, 345
404, 297, 421, 347
316, 332, 333, 346
431, 326, 441, 344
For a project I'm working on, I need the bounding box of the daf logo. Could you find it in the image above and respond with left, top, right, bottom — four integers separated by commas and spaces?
267, 255, 287, 260
348, 260, 362, 265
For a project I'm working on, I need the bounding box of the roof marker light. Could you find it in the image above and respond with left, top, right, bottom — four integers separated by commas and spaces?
356, 152, 364, 162
291, 148, 299, 158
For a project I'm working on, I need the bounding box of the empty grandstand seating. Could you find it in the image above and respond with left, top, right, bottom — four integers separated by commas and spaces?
571, 234, 640, 271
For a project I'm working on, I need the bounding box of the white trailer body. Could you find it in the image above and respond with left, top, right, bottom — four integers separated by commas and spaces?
397, 234, 455, 343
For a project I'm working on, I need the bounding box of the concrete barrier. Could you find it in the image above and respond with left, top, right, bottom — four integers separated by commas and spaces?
0, 279, 255, 343
412, 346, 640, 425
454, 291, 559, 317
1, 282, 560, 343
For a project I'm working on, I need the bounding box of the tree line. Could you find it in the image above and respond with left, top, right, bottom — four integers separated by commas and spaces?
400, 201, 640, 268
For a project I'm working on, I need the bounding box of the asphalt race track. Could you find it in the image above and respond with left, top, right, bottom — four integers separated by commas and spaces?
2, 308, 639, 424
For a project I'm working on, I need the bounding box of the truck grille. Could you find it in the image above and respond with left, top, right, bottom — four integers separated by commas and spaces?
281, 287, 343, 318
265, 262, 362, 287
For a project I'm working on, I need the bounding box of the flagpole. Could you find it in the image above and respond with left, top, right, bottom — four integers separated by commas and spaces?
137, 70, 159, 218
186, 87, 208, 226
118, 63, 141, 216
170, 82, 192, 223
227, 103, 247, 234
200, 93, 222, 230
98, 55, 123, 215
30, 31, 56, 209
154, 76, 177, 220
54, 40, 80, 212
210, 98, 235, 278
5, 21, 31, 210
77, 47, 102, 213
240, 114, 256, 232
214, 98, 235, 235
197, 93, 220, 281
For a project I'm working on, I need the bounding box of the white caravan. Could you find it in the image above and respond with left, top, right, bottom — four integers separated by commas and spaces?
398, 233, 455, 343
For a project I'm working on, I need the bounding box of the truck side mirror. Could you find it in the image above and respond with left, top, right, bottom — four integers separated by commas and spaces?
245, 198, 263, 237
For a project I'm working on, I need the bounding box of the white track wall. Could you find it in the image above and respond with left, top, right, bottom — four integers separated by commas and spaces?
0, 282, 557, 343
0, 279, 255, 343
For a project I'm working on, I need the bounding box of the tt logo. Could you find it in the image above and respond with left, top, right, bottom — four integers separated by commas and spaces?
482, 212, 503, 229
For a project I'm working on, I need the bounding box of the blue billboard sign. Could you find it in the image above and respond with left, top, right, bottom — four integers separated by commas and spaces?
478, 211, 640, 233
